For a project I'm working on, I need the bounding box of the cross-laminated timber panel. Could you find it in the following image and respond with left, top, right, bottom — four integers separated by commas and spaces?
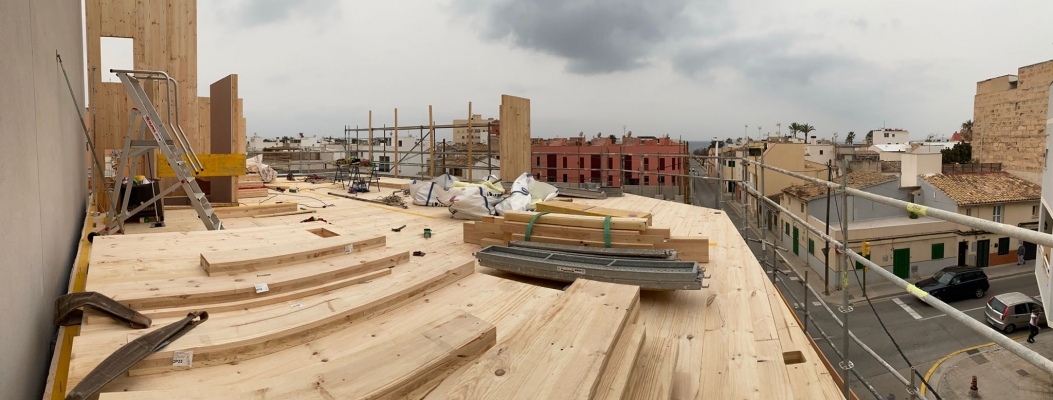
55, 188, 846, 399
499, 95, 530, 179
85, 0, 246, 207
86, 0, 199, 164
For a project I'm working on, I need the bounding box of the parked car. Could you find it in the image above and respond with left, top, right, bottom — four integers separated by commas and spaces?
985, 292, 1045, 333
914, 266, 989, 302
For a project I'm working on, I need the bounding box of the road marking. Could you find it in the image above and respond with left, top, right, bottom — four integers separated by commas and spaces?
812, 301, 822, 307
921, 333, 1030, 396
918, 306, 987, 321
892, 297, 923, 320
789, 276, 799, 281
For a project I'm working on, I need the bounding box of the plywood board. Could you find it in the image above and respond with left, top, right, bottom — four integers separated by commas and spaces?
498, 95, 530, 179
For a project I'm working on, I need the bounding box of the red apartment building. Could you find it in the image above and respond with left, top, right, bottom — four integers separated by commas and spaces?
531, 134, 687, 187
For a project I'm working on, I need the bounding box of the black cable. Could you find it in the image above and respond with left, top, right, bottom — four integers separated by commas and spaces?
834, 195, 943, 400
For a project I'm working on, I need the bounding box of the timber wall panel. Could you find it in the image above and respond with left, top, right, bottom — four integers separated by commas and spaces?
499, 95, 530, 179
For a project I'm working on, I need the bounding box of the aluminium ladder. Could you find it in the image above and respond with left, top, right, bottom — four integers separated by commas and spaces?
102, 70, 222, 234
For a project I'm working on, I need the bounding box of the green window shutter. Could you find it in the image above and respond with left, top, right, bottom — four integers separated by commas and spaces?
785, 222, 790, 235
808, 239, 815, 254
998, 237, 1010, 255
931, 243, 944, 259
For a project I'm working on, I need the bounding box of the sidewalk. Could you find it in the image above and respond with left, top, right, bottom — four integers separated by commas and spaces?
927, 332, 1053, 399
716, 192, 1034, 306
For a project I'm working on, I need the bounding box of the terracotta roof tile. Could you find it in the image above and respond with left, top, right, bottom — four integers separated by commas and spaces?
782, 171, 896, 201
920, 172, 1040, 206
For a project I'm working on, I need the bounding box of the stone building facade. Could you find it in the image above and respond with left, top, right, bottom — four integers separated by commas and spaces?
973, 60, 1053, 184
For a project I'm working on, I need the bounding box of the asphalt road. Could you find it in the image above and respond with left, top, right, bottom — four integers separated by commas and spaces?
688, 167, 1041, 399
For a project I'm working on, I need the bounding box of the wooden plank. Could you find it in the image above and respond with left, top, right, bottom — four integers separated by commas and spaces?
237, 188, 269, 198
111, 251, 411, 310
594, 324, 647, 400
584, 206, 653, 225
479, 238, 506, 247
426, 279, 639, 399
503, 210, 648, 231
499, 221, 663, 244
200, 235, 387, 276
625, 333, 679, 400
508, 234, 655, 250
251, 209, 315, 218
499, 95, 530, 179
653, 236, 710, 263
99, 310, 496, 400
124, 260, 476, 375
121, 269, 392, 320
213, 203, 297, 218
535, 201, 653, 224
535, 199, 595, 215
156, 153, 246, 177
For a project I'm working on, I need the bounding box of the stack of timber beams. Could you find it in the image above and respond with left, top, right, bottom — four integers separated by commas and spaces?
463, 210, 708, 263
237, 174, 268, 198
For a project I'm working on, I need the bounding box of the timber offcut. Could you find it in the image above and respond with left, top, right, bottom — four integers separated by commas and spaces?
48, 180, 844, 399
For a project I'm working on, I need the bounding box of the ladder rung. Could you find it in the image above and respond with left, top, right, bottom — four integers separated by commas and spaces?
193, 192, 206, 200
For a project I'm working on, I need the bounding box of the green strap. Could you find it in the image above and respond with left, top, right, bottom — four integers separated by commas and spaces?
604, 216, 612, 248
524, 212, 550, 242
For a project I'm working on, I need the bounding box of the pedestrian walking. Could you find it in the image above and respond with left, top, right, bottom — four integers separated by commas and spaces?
1018, 243, 1027, 265
1028, 309, 1041, 343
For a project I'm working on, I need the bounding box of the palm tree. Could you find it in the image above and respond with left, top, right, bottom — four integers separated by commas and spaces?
799, 124, 816, 142
960, 120, 973, 142
845, 131, 855, 144
787, 123, 802, 140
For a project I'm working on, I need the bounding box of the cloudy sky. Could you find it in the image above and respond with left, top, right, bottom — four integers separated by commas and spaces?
185, 0, 1053, 143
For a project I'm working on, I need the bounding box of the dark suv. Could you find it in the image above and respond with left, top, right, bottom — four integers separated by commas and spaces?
915, 267, 990, 302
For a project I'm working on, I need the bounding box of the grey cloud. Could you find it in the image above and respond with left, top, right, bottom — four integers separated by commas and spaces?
672, 32, 940, 121
851, 17, 868, 31
672, 34, 858, 85
456, 0, 703, 74
232, 0, 340, 27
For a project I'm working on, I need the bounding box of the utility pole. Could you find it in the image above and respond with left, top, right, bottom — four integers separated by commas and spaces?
824, 159, 833, 295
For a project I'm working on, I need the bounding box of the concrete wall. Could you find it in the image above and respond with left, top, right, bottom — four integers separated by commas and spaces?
973, 61, 1053, 184
752, 143, 826, 197
0, 1, 87, 399
917, 179, 959, 213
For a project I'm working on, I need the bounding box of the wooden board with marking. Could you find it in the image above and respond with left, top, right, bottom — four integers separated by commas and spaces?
156, 153, 246, 178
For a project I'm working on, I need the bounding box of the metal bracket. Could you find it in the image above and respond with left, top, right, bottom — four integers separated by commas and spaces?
54, 292, 151, 329
839, 360, 854, 370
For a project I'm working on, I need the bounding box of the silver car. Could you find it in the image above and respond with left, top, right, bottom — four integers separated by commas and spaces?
985, 292, 1045, 334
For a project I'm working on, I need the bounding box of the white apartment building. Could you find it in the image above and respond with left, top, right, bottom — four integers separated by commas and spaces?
871, 128, 910, 145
